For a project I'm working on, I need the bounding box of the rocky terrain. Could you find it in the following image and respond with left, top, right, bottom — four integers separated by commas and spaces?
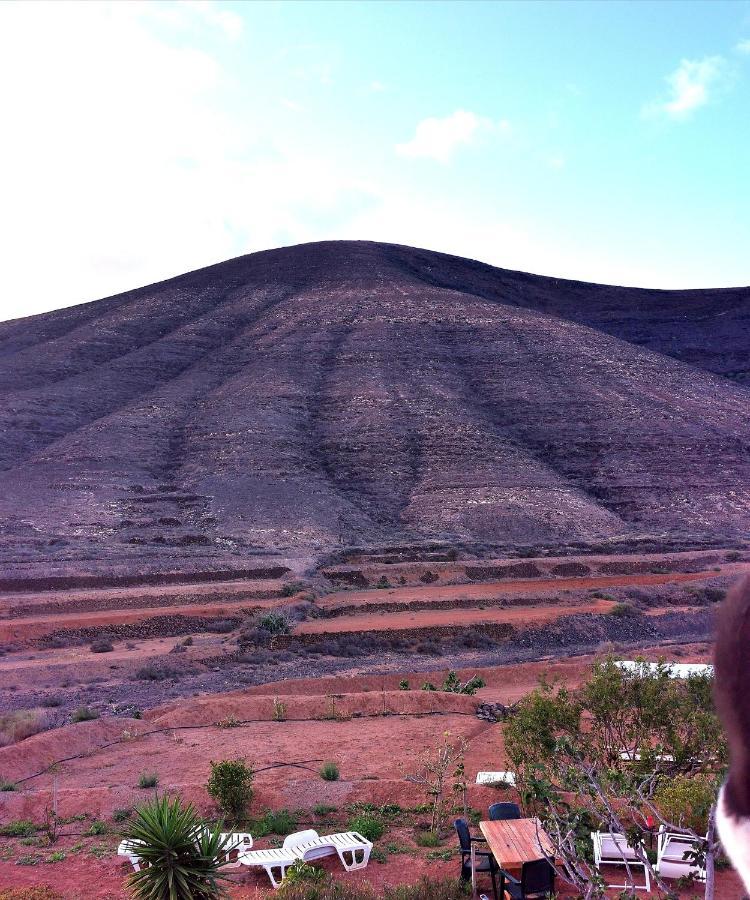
1, 240, 749, 582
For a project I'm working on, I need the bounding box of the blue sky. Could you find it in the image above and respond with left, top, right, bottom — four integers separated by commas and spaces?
1, 0, 749, 320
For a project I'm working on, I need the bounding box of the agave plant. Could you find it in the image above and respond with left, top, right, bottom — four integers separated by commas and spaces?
124, 794, 228, 900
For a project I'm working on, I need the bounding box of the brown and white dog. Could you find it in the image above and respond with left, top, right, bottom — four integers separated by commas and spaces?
715, 575, 750, 895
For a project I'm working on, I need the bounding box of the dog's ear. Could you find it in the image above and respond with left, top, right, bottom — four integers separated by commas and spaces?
715, 575, 750, 816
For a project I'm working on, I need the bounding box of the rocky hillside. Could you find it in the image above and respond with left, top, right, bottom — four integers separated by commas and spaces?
1, 240, 749, 579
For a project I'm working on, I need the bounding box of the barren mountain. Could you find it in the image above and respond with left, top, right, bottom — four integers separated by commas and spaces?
1, 240, 749, 581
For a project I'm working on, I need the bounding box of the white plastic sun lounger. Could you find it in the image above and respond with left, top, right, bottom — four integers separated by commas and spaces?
591, 831, 651, 891
237, 846, 299, 888
283, 829, 337, 861
476, 771, 516, 787
289, 830, 373, 871
219, 831, 254, 868
118, 831, 253, 872
657, 829, 707, 882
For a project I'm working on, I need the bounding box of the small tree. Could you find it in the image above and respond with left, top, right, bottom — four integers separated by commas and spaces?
405, 732, 468, 832
207, 759, 254, 821
504, 659, 727, 899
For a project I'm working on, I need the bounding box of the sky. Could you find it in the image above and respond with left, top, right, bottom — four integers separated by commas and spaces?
1, 0, 749, 322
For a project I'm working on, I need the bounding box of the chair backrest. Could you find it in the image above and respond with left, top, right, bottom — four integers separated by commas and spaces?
488, 802, 521, 821
283, 829, 319, 850
521, 856, 555, 896
454, 818, 471, 853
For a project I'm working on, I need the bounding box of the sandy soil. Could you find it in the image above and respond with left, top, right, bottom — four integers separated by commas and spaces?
297, 599, 615, 634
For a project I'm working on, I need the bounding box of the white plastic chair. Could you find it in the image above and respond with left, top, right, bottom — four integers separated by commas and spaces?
657, 828, 706, 882
591, 831, 651, 891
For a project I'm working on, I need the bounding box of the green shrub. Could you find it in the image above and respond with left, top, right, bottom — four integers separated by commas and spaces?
71, 706, 99, 723
138, 772, 159, 789
348, 812, 384, 842
441, 671, 485, 695
421, 682, 436, 692
609, 602, 639, 617
281, 582, 306, 598
84, 820, 107, 836
282, 859, 328, 885
258, 808, 298, 836
320, 762, 339, 782
654, 775, 716, 833
0, 821, 36, 837
399, 679, 410, 691
90, 639, 113, 653
415, 830, 441, 847
112, 807, 132, 823
207, 759, 254, 820
123, 795, 226, 900
258, 613, 290, 635
0, 778, 16, 791
313, 803, 337, 817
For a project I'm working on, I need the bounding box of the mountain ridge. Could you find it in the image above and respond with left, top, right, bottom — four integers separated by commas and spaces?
1, 240, 749, 578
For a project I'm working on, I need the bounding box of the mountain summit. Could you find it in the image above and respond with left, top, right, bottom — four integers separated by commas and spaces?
1, 240, 749, 579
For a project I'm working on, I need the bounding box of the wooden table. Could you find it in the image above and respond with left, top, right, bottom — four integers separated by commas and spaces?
472, 818, 555, 895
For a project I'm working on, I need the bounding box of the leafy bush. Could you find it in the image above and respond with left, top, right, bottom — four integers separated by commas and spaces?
90, 639, 114, 653
348, 812, 384, 842
207, 759, 254, 820
399, 679, 410, 691
281, 582, 307, 598
71, 706, 98, 723
0, 821, 36, 837
415, 829, 441, 847
84, 820, 107, 836
138, 772, 159, 789
609, 602, 640, 617
283, 859, 328, 886
258, 613, 291, 635
654, 775, 716, 833
313, 803, 337, 817
123, 795, 226, 900
320, 762, 339, 782
259, 808, 298, 836
112, 807, 132, 823
0, 778, 16, 791
421, 682, 436, 692
441, 671, 485, 695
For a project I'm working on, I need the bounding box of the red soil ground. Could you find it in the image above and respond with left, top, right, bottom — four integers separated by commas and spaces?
0, 647, 741, 897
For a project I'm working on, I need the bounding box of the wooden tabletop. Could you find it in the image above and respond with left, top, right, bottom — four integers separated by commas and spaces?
479, 818, 555, 871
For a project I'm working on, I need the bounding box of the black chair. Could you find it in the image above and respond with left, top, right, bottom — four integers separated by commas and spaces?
488, 802, 521, 821
500, 856, 556, 899
454, 818, 499, 900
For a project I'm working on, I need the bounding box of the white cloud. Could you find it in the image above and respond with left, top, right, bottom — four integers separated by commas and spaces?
736, 39, 750, 54
396, 110, 509, 163
645, 55, 726, 119
0, 1, 371, 321
370, 80, 387, 93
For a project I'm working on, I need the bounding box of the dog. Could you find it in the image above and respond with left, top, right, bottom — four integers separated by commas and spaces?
715, 575, 750, 894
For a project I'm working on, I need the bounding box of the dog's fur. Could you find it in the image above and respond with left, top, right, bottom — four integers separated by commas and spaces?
715, 575, 750, 893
